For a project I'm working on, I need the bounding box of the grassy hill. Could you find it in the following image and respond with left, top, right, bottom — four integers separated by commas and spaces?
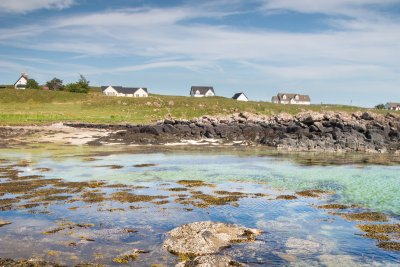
0, 88, 390, 125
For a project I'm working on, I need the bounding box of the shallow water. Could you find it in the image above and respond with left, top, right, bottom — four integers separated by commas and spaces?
0, 144, 399, 266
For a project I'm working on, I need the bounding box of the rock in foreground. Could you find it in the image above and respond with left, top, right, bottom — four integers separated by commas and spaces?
176, 255, 245, 267
163, 221, 263, 255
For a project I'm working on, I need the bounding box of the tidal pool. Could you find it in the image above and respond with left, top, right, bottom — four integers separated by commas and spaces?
0, 144, 399, 266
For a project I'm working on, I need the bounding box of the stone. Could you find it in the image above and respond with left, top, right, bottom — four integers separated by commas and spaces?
0, 219, 11, 227
163, 221, 263, 255
176, 255, 245, 267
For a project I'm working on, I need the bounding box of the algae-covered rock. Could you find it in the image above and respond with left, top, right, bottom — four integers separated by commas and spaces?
176, 255, 245, 267
163, 221, 262, 255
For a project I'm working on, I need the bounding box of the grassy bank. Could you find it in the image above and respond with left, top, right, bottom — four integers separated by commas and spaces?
0, 89, 391, 125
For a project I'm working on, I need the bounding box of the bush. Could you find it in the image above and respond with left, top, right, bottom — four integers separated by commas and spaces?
26, 79, 40, 89
46, 78, 64, 91
65, 74, 90, 93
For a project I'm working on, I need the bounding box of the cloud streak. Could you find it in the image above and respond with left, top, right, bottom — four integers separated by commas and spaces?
0, 0, 399, 105
0, 0, 74, 14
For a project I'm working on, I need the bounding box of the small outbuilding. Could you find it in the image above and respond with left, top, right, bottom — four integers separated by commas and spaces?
190, 86, 215, 97
14, 73, 28, 90
232, 92, 249, 102
271, 93, 311, 105
101, 86, 148, 97
385, 102, 400, 111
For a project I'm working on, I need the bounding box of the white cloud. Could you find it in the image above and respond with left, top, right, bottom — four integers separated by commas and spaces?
260, 0, 400, 17
1, 1, 400, 105
0, 0, 74, 14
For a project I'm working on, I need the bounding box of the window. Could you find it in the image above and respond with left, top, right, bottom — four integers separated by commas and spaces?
282, 95, 286, 100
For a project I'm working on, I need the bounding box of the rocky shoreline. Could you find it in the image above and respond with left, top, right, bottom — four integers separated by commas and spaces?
65, 111, 400, 153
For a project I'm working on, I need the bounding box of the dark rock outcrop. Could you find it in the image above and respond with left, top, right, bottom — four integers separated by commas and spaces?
66, 111, 400, 153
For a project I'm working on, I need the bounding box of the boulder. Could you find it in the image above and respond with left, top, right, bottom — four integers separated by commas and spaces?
176, 255, 245, 267
163, 221, 262, 256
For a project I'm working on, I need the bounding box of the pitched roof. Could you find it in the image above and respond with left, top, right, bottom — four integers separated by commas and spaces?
14, 74, 28, 86
277, 93, 311, 102
190, 86, 215, 95
232, 92, 248, 100
386, 102, 400, 108
102, 86, 148, 94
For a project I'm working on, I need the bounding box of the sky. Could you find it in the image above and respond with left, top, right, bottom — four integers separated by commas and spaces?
0, 0, 400, 107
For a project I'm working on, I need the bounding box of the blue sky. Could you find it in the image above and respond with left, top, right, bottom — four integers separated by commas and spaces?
1, 0, 400, 107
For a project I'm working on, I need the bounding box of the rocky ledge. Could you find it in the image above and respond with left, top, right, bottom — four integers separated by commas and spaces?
66, 111, 400, 153
163, 221, 262, 267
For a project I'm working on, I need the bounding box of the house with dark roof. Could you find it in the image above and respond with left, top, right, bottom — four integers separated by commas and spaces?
271, 93, 311, 105
101, 86, 148, 97
385, 102, 400, 111
14, 73, 28, 90
232, 92, 249, 102
190, 86, 215, 97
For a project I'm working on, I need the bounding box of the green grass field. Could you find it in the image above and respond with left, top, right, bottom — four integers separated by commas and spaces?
0, 88, 392, 125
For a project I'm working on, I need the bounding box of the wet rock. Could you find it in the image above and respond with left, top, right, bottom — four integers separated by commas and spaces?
0, 219, 11, 227
163, 221, 263, 255
67, 111, 400, 153
176, 255, 245, 267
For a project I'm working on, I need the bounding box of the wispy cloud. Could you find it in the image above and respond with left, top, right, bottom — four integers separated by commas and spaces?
0, 0, 399, 105
260, 0, 400, 17
0, 0, 74, 14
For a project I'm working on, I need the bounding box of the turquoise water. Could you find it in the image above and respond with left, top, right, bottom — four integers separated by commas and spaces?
0, 145, 399, 266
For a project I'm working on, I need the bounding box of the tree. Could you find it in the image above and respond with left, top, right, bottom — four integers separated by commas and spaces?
375, 104, 385, 110
65, 74, 90, 93
46, 77, 64, 91
77, 74, 89, 89
26, 79, 40, 89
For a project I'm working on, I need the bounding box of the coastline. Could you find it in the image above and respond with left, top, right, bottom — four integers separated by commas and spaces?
1, 111, 400, 154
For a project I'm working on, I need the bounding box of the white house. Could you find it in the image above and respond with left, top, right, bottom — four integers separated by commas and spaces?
385, 103, 400, 111
14, 73, 28, 89
190, 86, 215, 97
271, 93, 311, 105
101, 86, 148, 97
232, 92, 249, 101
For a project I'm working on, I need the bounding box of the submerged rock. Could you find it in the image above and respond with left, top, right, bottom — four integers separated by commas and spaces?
176, 255, 245, 267
285, 237, 322, 254
163, 221, 263, 255
0, 219, 11, 227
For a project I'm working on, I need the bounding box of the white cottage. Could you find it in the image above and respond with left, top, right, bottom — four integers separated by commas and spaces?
232, 92, 249, 101
385, 103, 400, 111
190, 86, 215, 97
101, 86, 148, 97
271, 93, 311, 105
14, 73, 28, 89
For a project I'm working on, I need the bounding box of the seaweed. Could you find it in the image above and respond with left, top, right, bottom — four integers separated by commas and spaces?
296, 189, 332, 198
133, 163, 158, 168
317, 204, 348, 210
378, 242, 400, 251
276, 195, 297, 200
357, 224, 400, 233
111, 191, 167, 203
176, 180, 211, 187
338, 212, 388, 222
